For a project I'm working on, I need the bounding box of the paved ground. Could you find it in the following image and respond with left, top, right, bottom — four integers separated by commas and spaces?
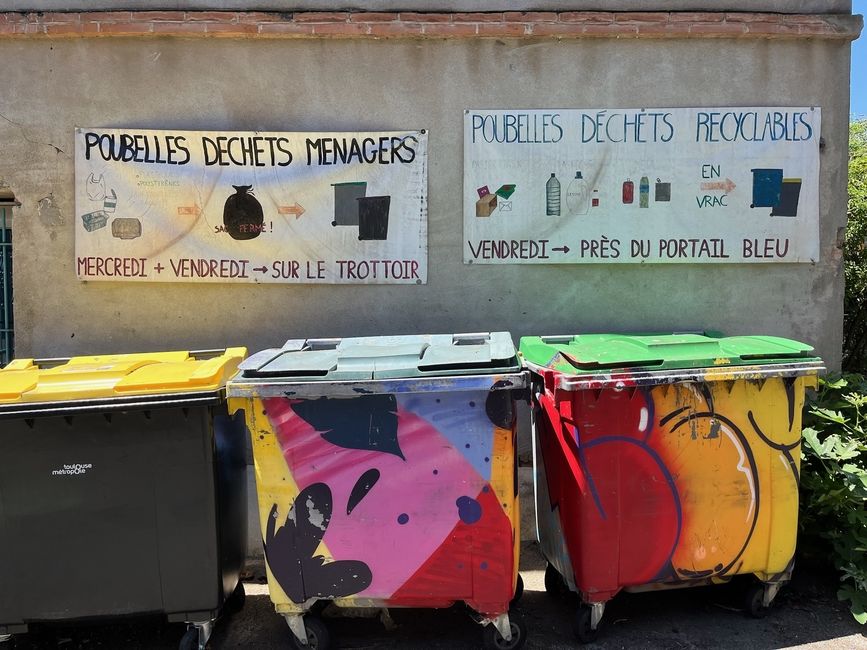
7, 543, 867, 649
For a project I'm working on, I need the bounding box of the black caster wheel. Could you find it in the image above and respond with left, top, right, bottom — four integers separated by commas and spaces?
482, 612, 528, 650
179, 628, 199, 650
745, 583, 770, 619
544, 563, 567, 598
225, 582, 245, 614
574, 606, 599, 644
292, 617, 331, 650
510, 574, 524, 606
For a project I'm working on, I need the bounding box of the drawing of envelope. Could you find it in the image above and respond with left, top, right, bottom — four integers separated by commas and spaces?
498, 200, 513, 212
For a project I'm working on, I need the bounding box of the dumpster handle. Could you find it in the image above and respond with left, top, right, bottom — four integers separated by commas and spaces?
538, 391, 592, 498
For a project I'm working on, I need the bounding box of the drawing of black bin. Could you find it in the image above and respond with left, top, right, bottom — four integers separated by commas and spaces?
332, 182, 367, 226
750, 169, 784, 208
358, 195, 391, 241
0, 349, 249, 650
770, 178, 802, 217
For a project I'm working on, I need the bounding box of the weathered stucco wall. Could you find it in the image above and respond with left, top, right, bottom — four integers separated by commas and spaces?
0, 30, 854, 369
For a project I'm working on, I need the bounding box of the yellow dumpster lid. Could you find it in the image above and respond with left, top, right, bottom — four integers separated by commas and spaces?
0, 348, 246, 405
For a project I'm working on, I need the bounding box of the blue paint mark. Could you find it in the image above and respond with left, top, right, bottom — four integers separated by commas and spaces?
480, 561, 488, 570
397, 393, 495, 481
469, 401, 476, 407
456, 496, 482, 524
482, 485, 489, 493
465, 443, 471, 449
484, 456, 490, 462
432, 469, 439, 475
397, 513, 409, 525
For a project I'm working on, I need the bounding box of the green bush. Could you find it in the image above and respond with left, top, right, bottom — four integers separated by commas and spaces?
843, 119, 867, 370
801, 374, 867, 622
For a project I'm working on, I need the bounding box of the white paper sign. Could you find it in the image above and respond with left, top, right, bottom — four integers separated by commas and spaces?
75, 128, 427, 283
464, 107, 820, 264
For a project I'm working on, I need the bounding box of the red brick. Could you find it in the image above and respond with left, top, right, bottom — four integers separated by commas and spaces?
350, 12, 398, 22
42, 12, 79, 23
744, 22, 806, 36
84, 12, 131, 23
367, 22, 422, 37
152, 22, 207, 35
399, 12, 450, 23
528, 23, 583, 36
311, 23, 369, 36
239, 12, 289, 23
453, 13, 504, 23
583, 24, 639, 36
636, 22, 692, 37
293, 12, 349, 23
45, 21, 100, 35
614, 12, 668, 23
477, 23, 528, 37
783, 14, 829, 24
724, 12, 779, 23
205, 22, 257, 35
185, 12, 237, 22
669, 12, 724, 22
689, 22, 748, 35
132, 11, 185, 22
257, 22, 314, 35
422, 23, 477, 36
503, 12, 557, 23
97, 22, 154, 34
559, 12, 614, 23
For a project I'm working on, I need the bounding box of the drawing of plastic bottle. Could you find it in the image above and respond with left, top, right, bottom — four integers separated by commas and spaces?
546, 173, 560, 216
566, 171, 590, 216
639, 176, 650, 208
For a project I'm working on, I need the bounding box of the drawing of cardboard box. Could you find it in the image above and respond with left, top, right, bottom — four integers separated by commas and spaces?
476, 194, 497, 217
111, 217, 142, 240
81, 210, 109, 232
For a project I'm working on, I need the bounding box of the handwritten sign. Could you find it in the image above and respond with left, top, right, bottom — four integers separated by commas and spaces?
75, 128, 428, 283
463, 107, 820, 264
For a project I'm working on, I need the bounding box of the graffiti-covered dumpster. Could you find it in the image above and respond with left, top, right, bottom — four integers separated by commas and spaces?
519, 333, 823, 643
0, 349, 248, 650
227, 333, 527, 650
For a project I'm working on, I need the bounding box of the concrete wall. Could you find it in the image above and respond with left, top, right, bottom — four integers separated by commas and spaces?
0, 36, 852, 368
5, 2, 855, 14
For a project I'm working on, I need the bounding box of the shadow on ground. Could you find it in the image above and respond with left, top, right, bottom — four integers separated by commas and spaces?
6, 543, 866, 649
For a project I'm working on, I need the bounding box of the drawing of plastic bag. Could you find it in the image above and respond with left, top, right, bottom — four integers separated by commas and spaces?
223, 185, 264, 241
86, 173, 106, 202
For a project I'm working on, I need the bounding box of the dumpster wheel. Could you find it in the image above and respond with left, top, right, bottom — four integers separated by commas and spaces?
745, 583, 771, 619
574, 604, 605, 644
483, 612, 527, 650
510, 574, 525, 606
544, 563, 568, 599
289, 616, 331, 650
225, 583, 246, 614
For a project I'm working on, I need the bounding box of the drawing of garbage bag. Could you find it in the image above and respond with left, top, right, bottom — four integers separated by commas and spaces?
81, 210, 108, 232
332, 182, 367, 226
224, 185, 264, 240
86, 173, 106, 202
655, 178, 671, 202
357, 195, 390, 241
111, 218, 142, 240
750, 169, 784, 208
770, 178, 802, 217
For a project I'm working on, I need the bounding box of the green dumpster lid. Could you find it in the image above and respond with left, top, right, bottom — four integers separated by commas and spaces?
236, 332, 520, 381
519, 332, 821, 374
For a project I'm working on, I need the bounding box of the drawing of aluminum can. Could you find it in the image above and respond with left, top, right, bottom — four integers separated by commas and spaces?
622, 179, 634, 204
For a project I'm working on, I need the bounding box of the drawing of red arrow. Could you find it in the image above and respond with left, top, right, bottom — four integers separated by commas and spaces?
252, 265, 268, 273
700, 179, 736, 192
278, 203, 306, 218
177, 205, 200, 216
552, 245, 570, 254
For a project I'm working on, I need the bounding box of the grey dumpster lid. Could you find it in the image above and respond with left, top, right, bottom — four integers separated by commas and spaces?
236, 332, 519, 381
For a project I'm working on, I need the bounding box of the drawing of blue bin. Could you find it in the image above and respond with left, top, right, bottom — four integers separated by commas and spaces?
750, 169, 783, 209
